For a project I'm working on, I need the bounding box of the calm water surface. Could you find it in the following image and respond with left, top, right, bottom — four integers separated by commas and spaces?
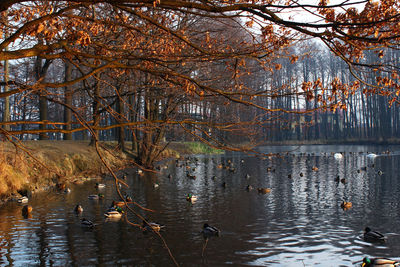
1, 145, 400, 266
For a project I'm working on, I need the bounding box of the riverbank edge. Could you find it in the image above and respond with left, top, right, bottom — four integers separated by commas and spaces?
0, 140, 220, 206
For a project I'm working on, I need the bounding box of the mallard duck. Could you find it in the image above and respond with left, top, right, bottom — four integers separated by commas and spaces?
142, 220, 164, 232
88, 193, 104, 200
95, 183, 106, 189
246, 185, 253, 191
364, 227, 386, 242
340, 201, 352, 210
202, 223, 220, 237
112, 200, 125, 207
377, 170, 383, 175
17, 196, 28, 203
125, 195, 133, 202
362, 257, 400, 266
81, 218, 94, 227
186, 194, 197, 202
299, 172, 304, 177
22, 205, 33, 215
104, 210, 123, 218
257, 188, 271, 194
245, 174, 250, 179
74, 204, 83, 214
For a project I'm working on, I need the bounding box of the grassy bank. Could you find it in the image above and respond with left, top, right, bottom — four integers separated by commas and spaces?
0, 140, 223, 203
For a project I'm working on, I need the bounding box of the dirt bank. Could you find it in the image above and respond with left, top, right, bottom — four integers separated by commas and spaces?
0, 140, 133, 203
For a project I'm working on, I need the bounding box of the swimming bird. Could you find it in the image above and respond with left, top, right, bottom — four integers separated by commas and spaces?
88, 193, 104, 200
340, 201, 352, 210
186, 194, 197, 202
257, 188, 271, 194
125, 195, 133, 202
153, 183, 159, 188
22, 205, 33, 215
74, 204, 83, 214
245, 174, 250, 179
17, 196, 28, 203
367, 153, 378, 159
95, 183, 106, 189
81, 218, 95, 227
142, 220, 164, 232
362, 257, 400, 266
364, 227, 386, 242
64, 188, 71, 193
202, 223, 220, 237
104, 210, 123, 218
246, 185, 253, 191
334, 153, 343, 159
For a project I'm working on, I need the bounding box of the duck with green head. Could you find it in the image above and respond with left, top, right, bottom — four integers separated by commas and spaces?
364, 227, 386, 243
362, 257, 400, 266
186, 194, 197, 202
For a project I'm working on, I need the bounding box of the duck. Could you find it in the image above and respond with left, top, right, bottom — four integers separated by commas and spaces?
186, 194, 197, 202
17, 196, 28, 203
142, 220, 165, 232
56, 183, 66, 191
367, 153, 378, 159
258, 188, 271, 194
246, 185, 253, 191
74, 204, 83, 214
104, 210, 123, 218
112, 200, 126, 207
125, 195, 133, 202
221, 182, 227, 188
334, 153, 343, 159
245, 174, 250, 179
362, 257, 400, 266
202, 223, 220, 237
81, 218, 95, 227
64, 188, 71, 193
95, 183, 106, 189
88, 193, 104, 200
340, 201, 352, 210
22, 205, 33, 215
153, 183, 159, 188
377, 170, 384, 175
364, 227, 386, 242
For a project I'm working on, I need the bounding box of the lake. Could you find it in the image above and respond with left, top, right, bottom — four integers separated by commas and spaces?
1, 145, 400, 266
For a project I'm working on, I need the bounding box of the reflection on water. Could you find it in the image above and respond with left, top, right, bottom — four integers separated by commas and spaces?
1, 145, 400, 266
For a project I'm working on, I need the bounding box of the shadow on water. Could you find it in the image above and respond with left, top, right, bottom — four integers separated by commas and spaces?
1, 144, 400, 266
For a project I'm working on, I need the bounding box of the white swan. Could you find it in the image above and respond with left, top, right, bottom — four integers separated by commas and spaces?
367, 153, 378, 159
334, 153, 343, 159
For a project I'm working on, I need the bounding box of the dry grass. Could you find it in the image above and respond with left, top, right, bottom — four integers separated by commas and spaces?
0, 140, 131, 199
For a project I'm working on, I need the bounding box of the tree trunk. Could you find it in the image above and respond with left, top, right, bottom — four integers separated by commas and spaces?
63, 60, 73, 140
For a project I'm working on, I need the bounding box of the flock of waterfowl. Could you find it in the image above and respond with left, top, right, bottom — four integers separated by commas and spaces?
12, 150, 399, 265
